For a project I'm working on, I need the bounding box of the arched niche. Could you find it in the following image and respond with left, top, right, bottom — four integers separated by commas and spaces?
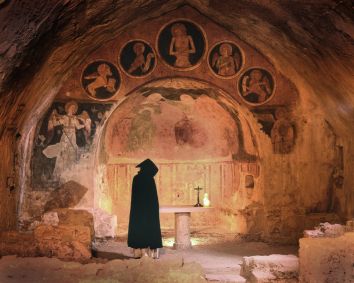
94, 77, 263, 234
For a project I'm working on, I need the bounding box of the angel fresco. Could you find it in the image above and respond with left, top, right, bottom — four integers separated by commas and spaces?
82, 61, 121, 100
119, 41, 156, 77
31, 102, 112, 189
209, 42, 242, 78
239, 68, 274, 105
42, 101, 91, 180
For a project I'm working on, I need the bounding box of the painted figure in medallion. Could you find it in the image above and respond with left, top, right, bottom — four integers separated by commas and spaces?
239, 68, 274, 104
85, 64, 116, 96
169, 23, 196, 68
82, 61, 120, 100
210, 42, 242, 77
158, 20, 206, 70
129, 42, 155, 74
120, 41, 156, 77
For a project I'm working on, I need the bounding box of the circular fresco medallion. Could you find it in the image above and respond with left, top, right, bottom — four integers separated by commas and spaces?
157, 19, 207, 71
238, 67, 275, 105
81, 60, 121, 100
208, 41, 244, 79
119, 40, 157, 78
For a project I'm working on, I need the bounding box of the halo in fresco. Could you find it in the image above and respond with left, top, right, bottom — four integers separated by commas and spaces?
238, 67, 275, 105
157, 19, 207, 71
208, 40, 243, 79
81, 60, 121, 100
119, 40, 157, 78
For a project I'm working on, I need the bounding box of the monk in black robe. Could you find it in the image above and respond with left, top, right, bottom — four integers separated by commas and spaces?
128, 159, 162, 258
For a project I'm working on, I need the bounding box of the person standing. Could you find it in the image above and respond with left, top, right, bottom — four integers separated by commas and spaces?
128, 159, 162, 259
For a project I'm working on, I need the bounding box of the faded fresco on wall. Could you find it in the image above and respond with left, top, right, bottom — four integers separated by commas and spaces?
252, 107, 295, 154
238, 68, 275, 105
208, 41, 243, 78
31, 101, 112, 189
105, 79, 258, 162
119, 40, 156, 77
106, 92, 237, 160
271, 108, 295, 154
81, 60, 121, 100
157, 19, 206, 70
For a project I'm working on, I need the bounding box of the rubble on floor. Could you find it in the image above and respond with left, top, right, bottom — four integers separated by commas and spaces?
0, 209, 94, 261
34, 224, 92, 261
303, 222, 345, 238
240, 254, 299, 283
299, 221, 354, 283
2, 222, 353, 282
87, 207, 118, 238
0, 255, 206, 283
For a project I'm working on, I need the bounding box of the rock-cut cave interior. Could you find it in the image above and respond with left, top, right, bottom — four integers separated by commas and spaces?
0, 1, 353, 282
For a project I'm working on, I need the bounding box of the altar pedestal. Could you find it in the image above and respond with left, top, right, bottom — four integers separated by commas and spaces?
159, 206, 214, 250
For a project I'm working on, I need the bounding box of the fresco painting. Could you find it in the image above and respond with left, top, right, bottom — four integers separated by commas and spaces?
271, 108, 295, 154
238, 68, 275, 105
106, 95, 237, 160
119, 40, 156, 77
31, 101, 112, 189
208, 41, 243, 78
252, 107, 296, 154
31, 17, 293, 196
157, 20, 206, 70
103, 79, 261, 162
81, 60, 121, 100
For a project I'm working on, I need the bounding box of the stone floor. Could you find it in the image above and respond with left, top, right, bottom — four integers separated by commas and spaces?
0, 232, 298, 283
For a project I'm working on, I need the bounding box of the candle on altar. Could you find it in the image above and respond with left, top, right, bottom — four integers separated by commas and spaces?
203, 193, 210, 207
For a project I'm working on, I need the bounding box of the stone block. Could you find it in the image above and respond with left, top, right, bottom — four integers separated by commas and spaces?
316, 222, 345, 237
0, 231, 37, 257
33, 224, 92, 260
299, 232, 354, 283
304, 222, 345, 238
241, 254, 299, 282
44, 181, 88, 211
71, 240, 92, 259
88, 208, 117, 238
1, 220, 93, 261
34, 224, 91, 246
303, 229, 324, 238
42, 211, 59, 226
53, 208, 94, 238
303, 213, 341, 231
36, 239, 91, 261
28, 220, 41, 231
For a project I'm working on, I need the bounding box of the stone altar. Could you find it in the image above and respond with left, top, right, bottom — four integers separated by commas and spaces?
159, 205, 214, 249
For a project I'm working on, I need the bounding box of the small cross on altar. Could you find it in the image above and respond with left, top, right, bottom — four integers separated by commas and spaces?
194, 186, 203, 207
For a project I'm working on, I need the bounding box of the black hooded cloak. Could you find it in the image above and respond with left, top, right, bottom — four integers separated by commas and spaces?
128, 159, 162, 249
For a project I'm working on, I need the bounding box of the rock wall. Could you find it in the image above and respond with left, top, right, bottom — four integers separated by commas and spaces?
0, 134, 17, 230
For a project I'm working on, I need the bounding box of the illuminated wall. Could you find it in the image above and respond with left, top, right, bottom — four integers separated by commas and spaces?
99, 79, 260, 231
